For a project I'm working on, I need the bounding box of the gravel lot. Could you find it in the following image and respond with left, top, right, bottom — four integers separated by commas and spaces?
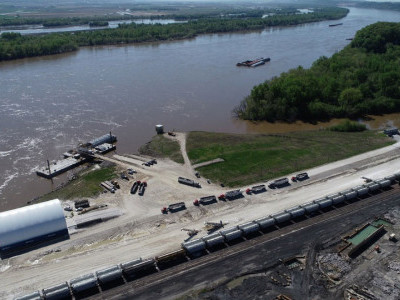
2, 133, 400, 299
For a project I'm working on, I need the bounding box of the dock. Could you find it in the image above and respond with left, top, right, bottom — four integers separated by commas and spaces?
36, 157, 89, 179
36, 133, 117, 179
95, 143, 116, 154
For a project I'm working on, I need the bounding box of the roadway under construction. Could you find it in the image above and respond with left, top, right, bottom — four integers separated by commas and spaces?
5, 133, 400, 300
92, 185, 400, 300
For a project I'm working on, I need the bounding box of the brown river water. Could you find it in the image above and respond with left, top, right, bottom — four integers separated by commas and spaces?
1, 7, 400, 211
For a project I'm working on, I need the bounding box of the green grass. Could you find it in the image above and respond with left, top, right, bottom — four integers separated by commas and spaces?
139, 134, 184, 164
38, 165, 117, 201
329, 119, 367, 132
186, 130, 395, 187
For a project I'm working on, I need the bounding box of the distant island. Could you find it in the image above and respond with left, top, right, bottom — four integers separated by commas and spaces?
234, 22, 400, 122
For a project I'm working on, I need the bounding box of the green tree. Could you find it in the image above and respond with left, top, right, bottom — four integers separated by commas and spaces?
338, 88, 363, 107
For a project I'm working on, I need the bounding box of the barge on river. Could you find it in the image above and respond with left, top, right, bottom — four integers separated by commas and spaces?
236, 57, 270, 67
36, 133, 117, 179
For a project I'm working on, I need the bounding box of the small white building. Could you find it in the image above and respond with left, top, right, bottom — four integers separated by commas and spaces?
155, 124, 164, 134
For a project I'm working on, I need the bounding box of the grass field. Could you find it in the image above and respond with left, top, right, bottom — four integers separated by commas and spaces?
186, 130, 395, 187
38, 165, 116, 202
139, 134, 184, 164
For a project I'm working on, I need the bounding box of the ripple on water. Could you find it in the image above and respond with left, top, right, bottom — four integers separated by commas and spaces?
0, 171, 18, 195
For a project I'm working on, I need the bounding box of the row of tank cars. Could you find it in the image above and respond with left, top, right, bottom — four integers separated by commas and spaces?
16, 174, 399, 300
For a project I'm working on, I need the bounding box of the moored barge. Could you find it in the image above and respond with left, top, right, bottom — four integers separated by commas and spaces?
236, 57, 270, 67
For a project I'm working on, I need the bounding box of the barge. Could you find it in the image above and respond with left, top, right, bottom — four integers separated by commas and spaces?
237, 57, 270, 67
36, 133, 117, 179
36, 157, 89, 179
329, 23, 343, 27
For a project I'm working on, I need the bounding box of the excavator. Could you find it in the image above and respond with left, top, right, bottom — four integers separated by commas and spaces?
361, 176, 373, 183
204, 220, 229, 233
181, 228, 200, 237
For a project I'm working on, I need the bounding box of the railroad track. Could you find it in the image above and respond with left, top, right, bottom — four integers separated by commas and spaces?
97, 185, 400, 299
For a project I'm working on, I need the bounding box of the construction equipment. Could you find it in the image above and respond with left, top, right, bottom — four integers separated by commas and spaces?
74, 199, 90, 209
178, 177, 201, 188
130, 181, 140, 194
193, 195, 217, 206
362, 176, 373, 183
138, 181, 147, 196
218, 190, 242, 200
268, 178, 289, 189
111, 180, 120, 189
101, 181, 115, 193
161, 202, 186, 214
120, 173, 129, 181
295, 172, 309, 181
246, 184, 267, 194
181, 228, 199, 237
204, 220, 228, 232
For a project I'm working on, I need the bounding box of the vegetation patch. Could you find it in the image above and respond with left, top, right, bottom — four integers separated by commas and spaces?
139, 134, 184, 164
0, 7, 347, 61
37, 165, 116, 202
329, 120, 366, 132
235, 22, 400, 122
187, 131, 394, 187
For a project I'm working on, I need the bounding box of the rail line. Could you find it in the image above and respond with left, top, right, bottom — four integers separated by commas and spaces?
17, 177, 400, 300
97, 185, 400, 299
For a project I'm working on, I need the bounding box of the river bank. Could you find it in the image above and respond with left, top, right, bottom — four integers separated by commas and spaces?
0, 7, 348, 62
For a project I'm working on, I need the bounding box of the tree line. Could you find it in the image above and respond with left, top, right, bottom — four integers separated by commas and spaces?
234, 22, 400, 122
0, 15, 132, 27
0, 7, 348, 61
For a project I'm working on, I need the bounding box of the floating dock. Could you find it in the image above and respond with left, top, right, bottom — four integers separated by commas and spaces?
94, 143, 116, 154
36, 133, 117, 179
36, 157, 89, 179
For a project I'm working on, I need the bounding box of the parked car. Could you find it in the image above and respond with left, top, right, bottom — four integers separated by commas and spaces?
64, 205, 72, 211
127, 168, 136, 175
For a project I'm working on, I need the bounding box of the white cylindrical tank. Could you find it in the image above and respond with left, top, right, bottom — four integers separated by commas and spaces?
155, 124, 164, 134
0, 199, 68, 252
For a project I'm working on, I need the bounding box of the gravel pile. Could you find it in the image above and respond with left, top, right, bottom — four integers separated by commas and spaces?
318, 253, 351, 277
371, 276, 399, 297
388, 261, 400, 273
384, 208, 400, 224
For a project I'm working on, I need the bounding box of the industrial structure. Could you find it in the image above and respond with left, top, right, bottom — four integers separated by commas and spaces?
340, 219, 390, 257
36, 133, 117, 179
0, 199, 69, 258
15, 173, 400, 299
88, 133, 117, 148
155, 124, 164, 134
